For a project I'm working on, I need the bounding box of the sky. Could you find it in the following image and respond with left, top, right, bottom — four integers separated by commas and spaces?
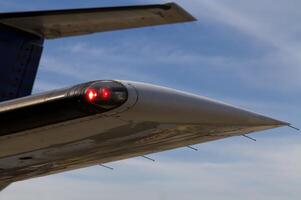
0, 0, 301, 199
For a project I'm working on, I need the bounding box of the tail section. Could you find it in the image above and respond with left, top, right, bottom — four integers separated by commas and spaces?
0, 24, 43, 102
0, 3, 195, 102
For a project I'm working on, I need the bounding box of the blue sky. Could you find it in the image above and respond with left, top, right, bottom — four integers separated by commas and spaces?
1, 0, 301, 199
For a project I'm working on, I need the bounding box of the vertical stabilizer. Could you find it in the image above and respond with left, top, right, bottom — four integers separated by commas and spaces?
0, 24, 44, 102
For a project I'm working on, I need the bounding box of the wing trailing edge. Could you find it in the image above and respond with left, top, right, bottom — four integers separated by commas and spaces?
0, 3, 196, 39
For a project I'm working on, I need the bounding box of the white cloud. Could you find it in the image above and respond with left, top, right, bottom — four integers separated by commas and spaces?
140, 0, 300, 92
54, 39, 301, 93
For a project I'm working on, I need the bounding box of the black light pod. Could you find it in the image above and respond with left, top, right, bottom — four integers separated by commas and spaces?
0, 80, 128, 136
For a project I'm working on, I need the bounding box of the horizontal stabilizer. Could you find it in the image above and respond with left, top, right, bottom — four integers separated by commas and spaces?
0, 3, 196, 39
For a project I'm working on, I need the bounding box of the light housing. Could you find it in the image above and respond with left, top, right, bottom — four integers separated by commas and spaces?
83, 81, 128, 109
0, 80, 128, 137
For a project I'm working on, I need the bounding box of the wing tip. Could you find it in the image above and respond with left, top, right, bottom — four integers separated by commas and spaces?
165, 2, 197, 22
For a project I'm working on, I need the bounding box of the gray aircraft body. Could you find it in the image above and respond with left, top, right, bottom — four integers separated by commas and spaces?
0, 3, 288, 191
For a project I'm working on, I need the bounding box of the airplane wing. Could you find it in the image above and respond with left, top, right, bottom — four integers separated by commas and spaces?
0, 2, 288, 191
0, 3, 196, 39
0, 80, 288, 186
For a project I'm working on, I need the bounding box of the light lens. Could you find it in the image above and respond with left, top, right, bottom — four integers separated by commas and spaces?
101, 87, 111, 100
86, 88, 98, 101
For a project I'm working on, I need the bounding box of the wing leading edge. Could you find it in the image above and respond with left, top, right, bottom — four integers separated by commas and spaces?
0, 3, 196, 39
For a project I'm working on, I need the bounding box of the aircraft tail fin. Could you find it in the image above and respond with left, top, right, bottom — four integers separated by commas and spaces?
0, 24, 44, 102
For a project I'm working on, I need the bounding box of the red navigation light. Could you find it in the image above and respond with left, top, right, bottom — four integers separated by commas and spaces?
101, 87, 111, 100
86, 88, 97, 101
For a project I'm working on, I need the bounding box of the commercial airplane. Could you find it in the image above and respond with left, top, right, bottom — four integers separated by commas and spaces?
0, 3, 289, 191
